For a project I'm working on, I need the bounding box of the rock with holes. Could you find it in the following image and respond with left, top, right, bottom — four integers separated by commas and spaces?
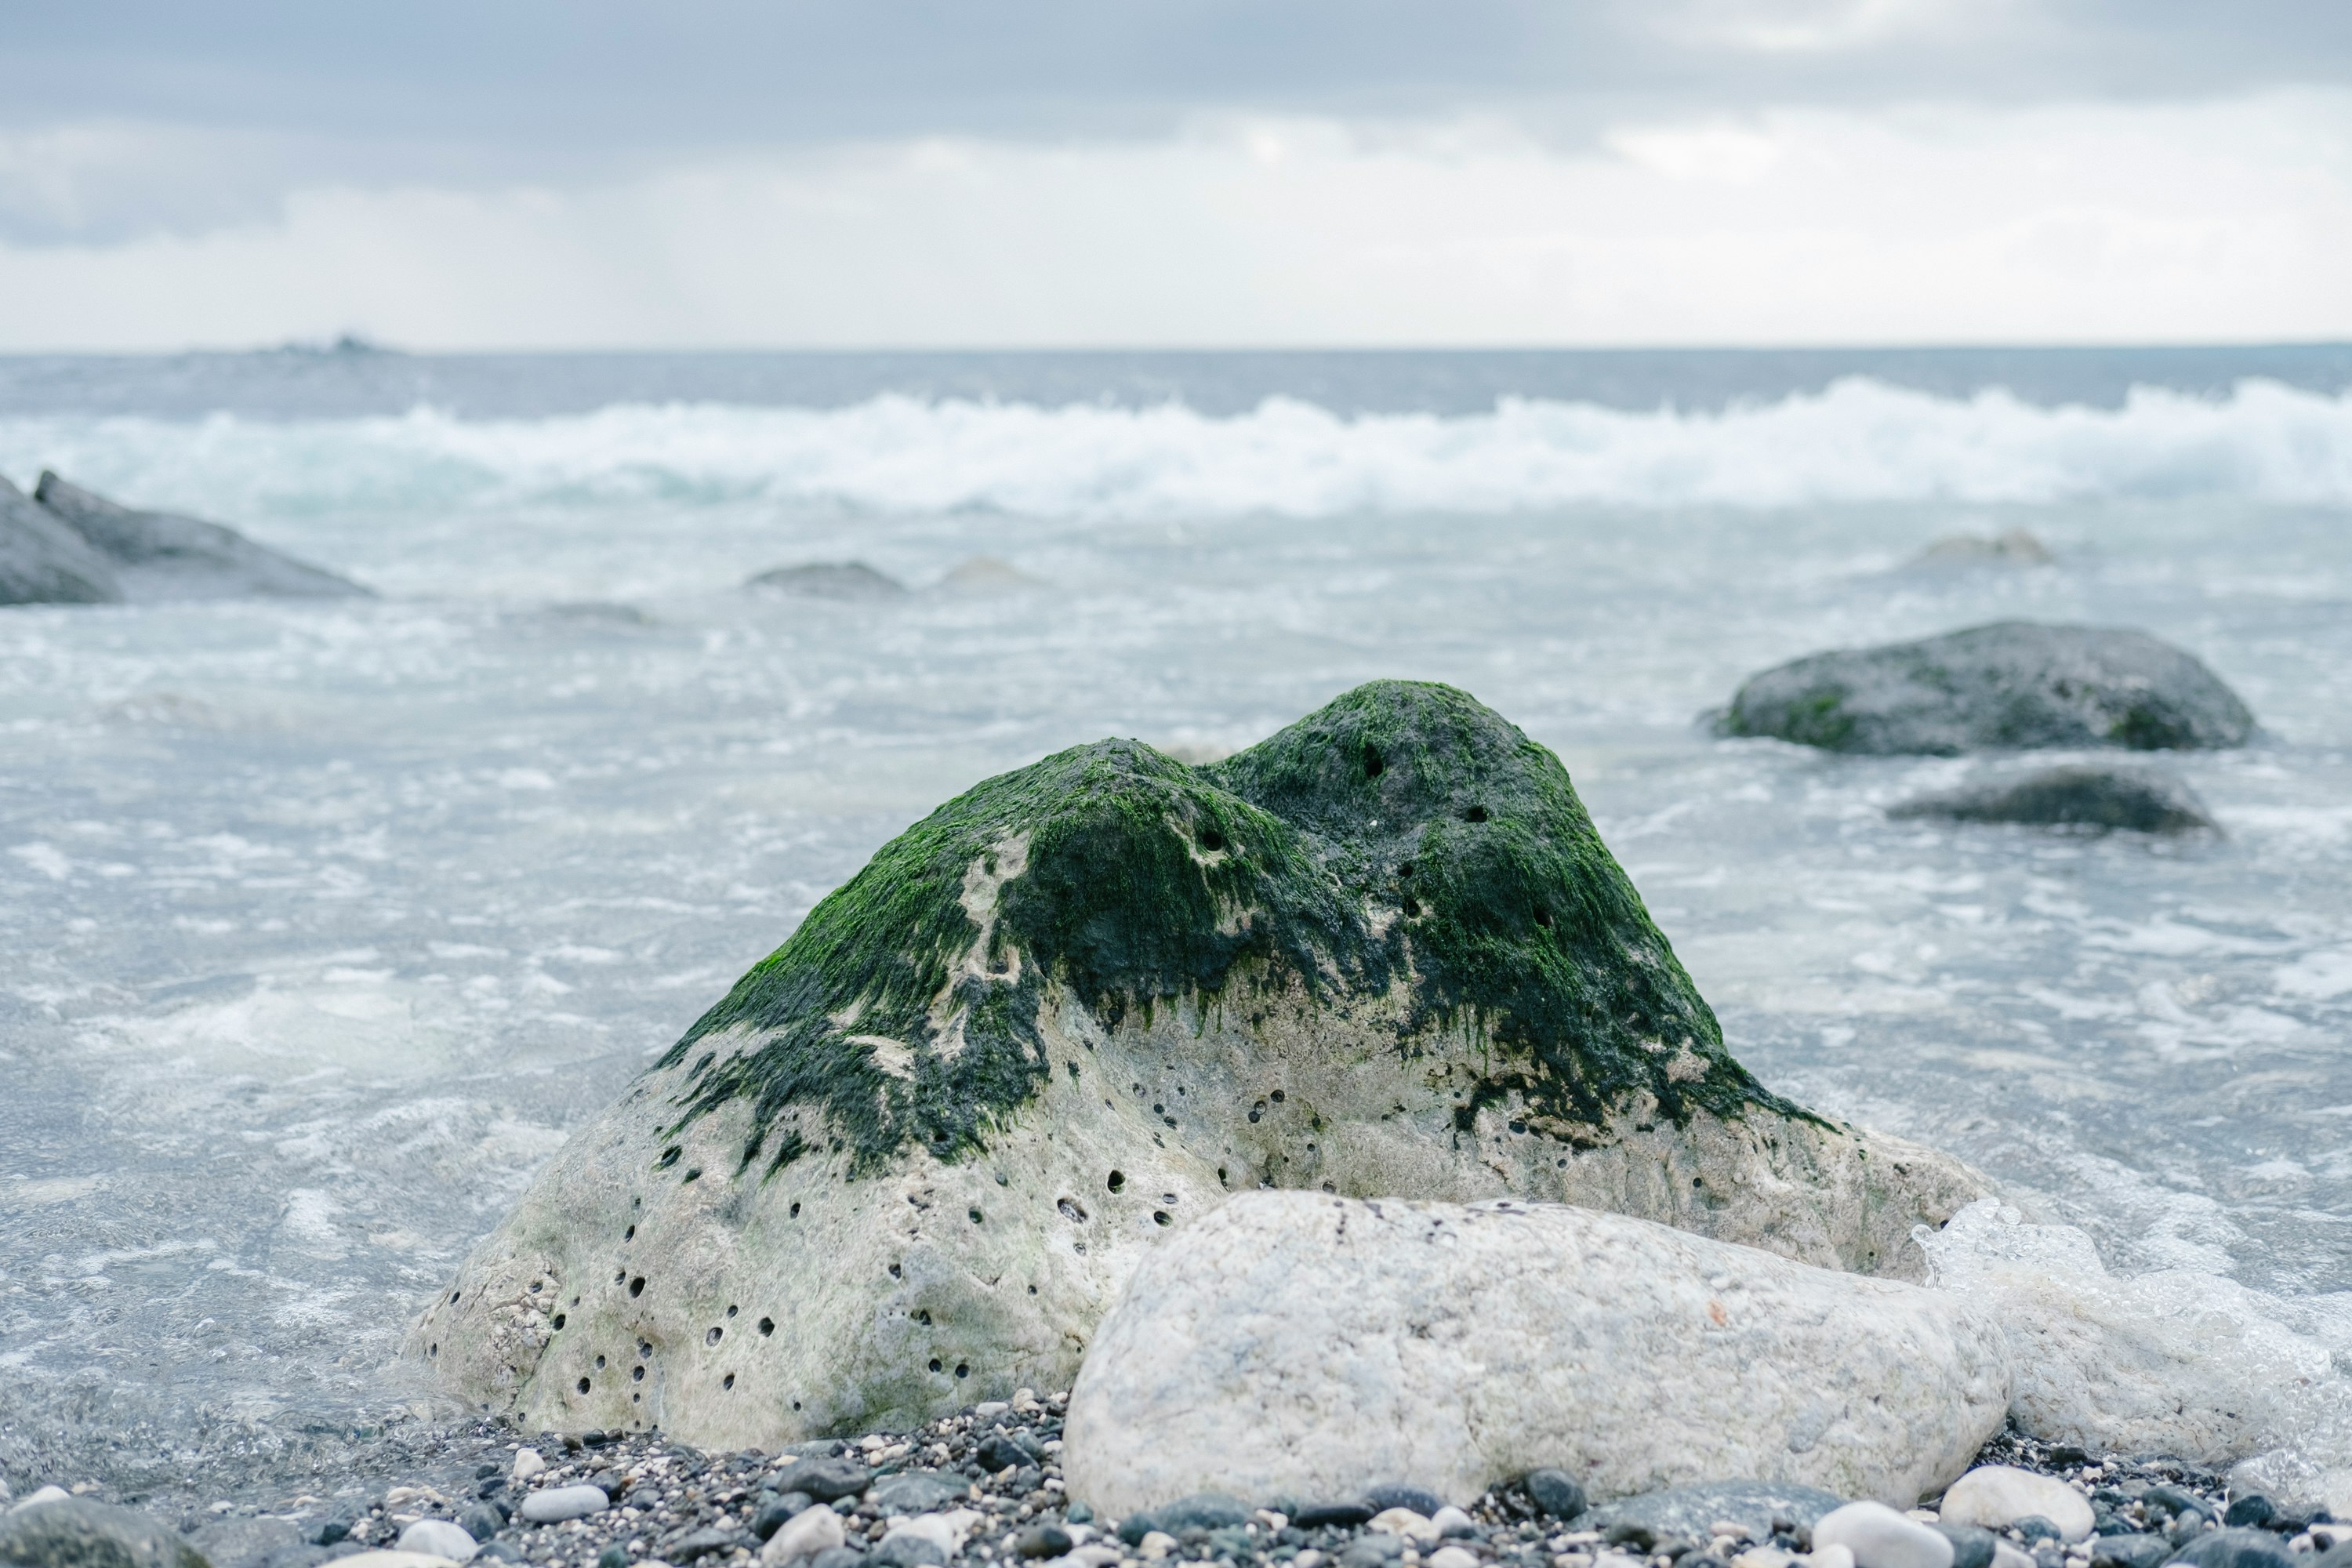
413, 680, 1987, 1447
31, 471, 372, 601
1062, 1192, 2009, 1517
1718, 622, 2253, 754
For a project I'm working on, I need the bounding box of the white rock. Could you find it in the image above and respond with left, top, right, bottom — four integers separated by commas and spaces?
397, 1521, 478, 1562
1804, 1548, 1855, 1568
1429, 1549, 1480, 1568
1990, 1545, 2034, 1568
8, 1487, 71, 1514
1937, 1467, 2094, 1542
511, 1449, 546, 1481
1734, 1551, 1796, 1568
518, 1485, 610, 1523
1294, 1553, 1325, 1568
1372, 1510, 1441, 1545
1138, 1531, 1177, 1560
1812, 1503, 1953, 1568
761, 1504, 846, 1565
1063, 1192, 2010, 1515
1254, 1512, 1289, 1534
1431, 1507, 1476, 1539
1069, 1547, 1121, 1568
884, 1511, 981, 1556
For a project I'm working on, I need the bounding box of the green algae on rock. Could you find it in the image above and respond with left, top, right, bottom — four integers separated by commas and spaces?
413, 681, 1986, 1450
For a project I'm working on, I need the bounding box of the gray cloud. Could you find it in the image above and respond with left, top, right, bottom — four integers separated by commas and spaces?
2, 0, 2347, 243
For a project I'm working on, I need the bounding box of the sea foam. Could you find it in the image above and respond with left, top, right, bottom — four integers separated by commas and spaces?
2, 376, 2350, 524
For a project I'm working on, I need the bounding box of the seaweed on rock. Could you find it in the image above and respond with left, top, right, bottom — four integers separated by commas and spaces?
659, 680, 1793, 1178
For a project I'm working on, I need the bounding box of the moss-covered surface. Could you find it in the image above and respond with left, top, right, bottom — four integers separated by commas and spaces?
659, 680, 1794, 1175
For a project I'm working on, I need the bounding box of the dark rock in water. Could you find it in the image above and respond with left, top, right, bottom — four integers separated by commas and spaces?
746, 561, 909, 599
2169, 1528, 2296, 1568
772, 1456, 873, 1501
2223, 1497, 2276, 1530
1581, 1482, 1850, 1543
1719, 622, 2254, 754
33, 473, 372, 601
1152, 1495, 1251, 1532
2088, 1535, 2172, 1568
1522, 1469, 1588, 1521
1889, 766, 2217, 835
1910, 530, 2054, 568
0, 1497, 213, 1568
1292, 1503, 1376, 1530
1362, 1485, 1445, 1518
869, 1472, 967, 1515
1936, 1523, 1998, 1568
1, 474, 124, 605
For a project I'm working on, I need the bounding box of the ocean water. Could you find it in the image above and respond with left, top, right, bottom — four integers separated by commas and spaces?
3, 347, 2351, 1501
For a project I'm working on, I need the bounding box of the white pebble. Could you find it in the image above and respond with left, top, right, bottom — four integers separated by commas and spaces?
1428, 1549, 1480, 1568
1139, 1530, 1178, 1560
1991, 1547, 2034, 1568
1430, 1507, 1477, 1540
396, 1521, 478, 1562
1371, 1508, 1441, 1545
512, 1449, 547, 1482
1734, 1550, 1795, 1568
1813, 1504, 1953, 1568
1804, 1547, 1856, 1568
1938, 1468, 2095, 1543
518, 1485, 610, 1523
761, 1504, 846, 1565
1293, 1553, 1325, 1568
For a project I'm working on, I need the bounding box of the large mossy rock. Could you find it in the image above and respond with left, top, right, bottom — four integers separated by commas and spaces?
34, 472, 372, 601
414, 681, 1984, 1447
1720, 622, 2253, 755
1, 475, 123, 605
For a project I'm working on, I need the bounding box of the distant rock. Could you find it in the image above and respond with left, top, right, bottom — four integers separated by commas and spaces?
0, 1495, 212, 1568
34, 472, 373, 601
746, 562, 909, 600
415, 681, 1984, 1452
1, 474, 123, 605
1909, 530, 2054, 568
938, 557, 1046, 593
1061, 1192, 2009, 1516
1719, 622, 2254, 755
1889, 767, 2216, 835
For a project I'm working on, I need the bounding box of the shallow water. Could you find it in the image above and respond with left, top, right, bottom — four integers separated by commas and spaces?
2, 352, 2350, 1496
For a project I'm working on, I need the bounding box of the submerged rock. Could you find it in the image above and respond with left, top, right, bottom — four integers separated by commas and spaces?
1, 474, 123, 605
1908, 531, 2054, 569
938, 557, 1046, 593
33, 472, 372, 601
1719, 623, 2253, 755
746, 562, 910, 600
1888, 767, 2217, 835
1061, 1192, 2009, 1516
415, 681, 1984, 1448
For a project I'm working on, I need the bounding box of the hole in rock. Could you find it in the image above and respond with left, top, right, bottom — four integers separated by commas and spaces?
1399, 860, 1414, 878
450, 1291, 461, 1305
1152, 1211, 1171, 1226
757, 1317, 775, 1336
1198, 827, 1225, 852
632, 1367, 644, 1383
726, 1305, 737, 1317
1363, 746, 1384, 779
888, 1262, 902, 1278
578, 1377, 590, 1394
789, 1202, 800, 1218
793, 1400, 801, 1410
552, 1313, 567, 1330
1534, 908, 1552, 927
955, 1363, 969, 1378
722, 1374, 735, 1390
1400, 895, 1421, 917
929, 1359, 942, 1374
1462, 804, 1489, 823
638, 1341, 651, 1358
1271, 1090, 1286, 1102
681, 1167, 702, 1183
629, 1276, 646, 1298
429, 1344, 437, 1357
969, 1209, 984, 1224
530, 1281, 542, 1294
595, 1355, 607, 1369
1106, 1170, 1125, 1192
707, 1327, 723, 1345
624, 1225, 635, 1240
656, 1146, 681, 1169
1058, 1199, 1087, 1223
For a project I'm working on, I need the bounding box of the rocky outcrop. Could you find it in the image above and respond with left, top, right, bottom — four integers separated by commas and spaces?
1889, 767, 2217, 835
1719, 623, 2253, 755
746, 562, 910, 600
413, 681, 1985, 1448
1062, 1192, 2011, 1515
32, 472, 372, 601
1, 475, 123, 605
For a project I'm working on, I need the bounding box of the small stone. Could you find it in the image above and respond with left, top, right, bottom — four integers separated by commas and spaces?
1429, 1549, 1480, 1568
806, 1551, 866, 1568
456, 1508, 502, 1545
1137, 1533, 1177, 1562
773, 1461, 873, 1504
600, 1550, 631, 1568
1293, 1553, 1326, 1568
1341, 1538, 1407, 1568
2142, 1490, 2210, 1525
1932, 1524, 1997, 1568
1365, 1488, 1446, 1519
1988, 1544, 2033, 1568
2169, 1530, 2295, 1568
1370, 1510, 1441, 1546
1152, 1497, 1250, 1534
666, 1530, 742, 1563
1064, 1505, 1094, 1526
1807, 1547, 1857, 1568
1018, 1526, 1073, 1559
2087, 1537, 2169, 1568
1813, 1502, 1955, 1568
753, 1496, 815, 1541
1524, 1474, 1588, 1523
519, 1487, 610, 1524
1294, 1504, 1376, 1531
2012, 1519, 2061, 1546
317, 1520, 355, 1547
1941, 1473, 2095, 1545
2223, 1500, 2274, 1531
763, 1508, 848, 1566
512, 1454, 547, 1483
976, 1438, 1033, 1475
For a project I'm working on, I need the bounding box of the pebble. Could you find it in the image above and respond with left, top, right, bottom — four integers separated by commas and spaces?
397, 1520, 481, 1561
1365, 1486, 1447, 1518
760, 1504, 847, 1566
511, 1450, 546, 1483
1371, 1508, 1443, 1545
336, 1555, 474, 1568
2170, 1529, 2297, 1568
517, 1484, 610, 1523
1429, 1549, 1482, 1568
1940, 1469, 2096, 1543
1524, 1472, 1589, 1523
1813, 1502, 1956, 1568
1432, 1506, 1479, 1539
1152, 1494, 1253, 1532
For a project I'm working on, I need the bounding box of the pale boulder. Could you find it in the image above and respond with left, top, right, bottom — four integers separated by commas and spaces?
1936, 1468, 2093, 1543
1812, 1504, 1952, 1568
1062, 1192, 2011, 1516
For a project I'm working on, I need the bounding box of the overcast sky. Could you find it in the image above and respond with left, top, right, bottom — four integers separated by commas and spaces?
5, 1, 2351, 350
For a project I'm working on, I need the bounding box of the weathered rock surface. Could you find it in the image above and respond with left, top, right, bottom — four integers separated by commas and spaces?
746, 562, 910, 600
1, 475, 122, 605
1719, 623, 2253, 755
416, 681, 1985, 1448
1060, 1192, 2011, 1516
0, 1497, 213, 1568
32, 472, 373, 601
1888, 767, 2217, 835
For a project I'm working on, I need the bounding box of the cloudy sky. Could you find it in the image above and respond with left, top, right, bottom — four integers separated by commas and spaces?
4, 0, 2350, 350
